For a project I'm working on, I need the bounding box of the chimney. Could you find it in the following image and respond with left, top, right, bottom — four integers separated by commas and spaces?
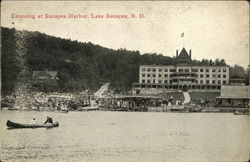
189, 49, 192, 58
209, 59, 213, 65
249, 64, 250, 85
176, 50, 178, 58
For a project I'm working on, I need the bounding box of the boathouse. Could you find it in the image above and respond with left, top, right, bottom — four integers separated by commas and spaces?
216, 85, 250, 108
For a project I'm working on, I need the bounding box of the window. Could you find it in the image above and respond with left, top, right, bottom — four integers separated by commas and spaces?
152, 74, 156, 77
158, 68, 162, 72
158, 80, 162, 84
178, 68, 183, 72
200, 74, 204, 78
147, 74, 151, 77
212, 74, 216, 78
147, 80, 150, 83
217, 80, 221, 84
200, 80, 203, 84
218, 69, 221, 72
218, 74, 221, 78
200, 69, 204, 72
223, 80, 226, 84
164, 74, 168, 77
164, 80, 168, 83
142, 79, 145, 83
212, 69, 216, 72
206, 74, 210, 78
152, 68, 156, 72
206, 69, 209, 72
158, 74, 162, 77
223, 74, 226, 78
184, 69, 189, 72
223, 69, 227, 72
153, 79, 155, 83
147, 68, 151, 72
206, 80, 210, 84
164, 68, 168, 72
142, 73, 145, 77
142, 68, 146, 71
170, 69, 176, 72
212, 80, 216, 84
192, 68, 198, 72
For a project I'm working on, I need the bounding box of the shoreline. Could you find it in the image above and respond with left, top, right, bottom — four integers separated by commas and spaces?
1, 107, 249, 114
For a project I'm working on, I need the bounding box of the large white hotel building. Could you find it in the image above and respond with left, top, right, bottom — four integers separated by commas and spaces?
132, 48, 229, 94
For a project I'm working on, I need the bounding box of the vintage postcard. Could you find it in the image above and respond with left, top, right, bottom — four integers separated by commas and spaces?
1, 1, 249, 162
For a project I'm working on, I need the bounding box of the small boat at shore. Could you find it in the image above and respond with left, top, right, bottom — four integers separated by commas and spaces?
201, 108, 220, 113
6, 120, 59, 129
234, 111, 250, 115
55, 109, 69, 113
78, 106, 99, 111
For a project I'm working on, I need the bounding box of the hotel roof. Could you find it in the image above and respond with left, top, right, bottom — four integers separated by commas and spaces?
178, 48, 190, 60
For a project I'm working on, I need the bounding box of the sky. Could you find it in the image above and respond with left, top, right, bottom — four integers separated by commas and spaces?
1, 1, 249, 68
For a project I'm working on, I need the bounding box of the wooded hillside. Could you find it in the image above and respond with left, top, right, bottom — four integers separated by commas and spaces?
1, 27, 248, 95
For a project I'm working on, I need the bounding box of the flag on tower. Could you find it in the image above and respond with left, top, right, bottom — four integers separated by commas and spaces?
181, 32, 184, 37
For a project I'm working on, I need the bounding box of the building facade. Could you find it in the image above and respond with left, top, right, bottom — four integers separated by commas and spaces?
132, 48, 229, 94
32, 71, 58, 90
216, 85, 250, 108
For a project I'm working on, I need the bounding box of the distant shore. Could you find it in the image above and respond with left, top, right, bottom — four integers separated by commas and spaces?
1, 106, 249, 114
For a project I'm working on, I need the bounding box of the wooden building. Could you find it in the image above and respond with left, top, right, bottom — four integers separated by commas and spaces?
216, 85, 250, 108
32, 71, 58, 90
132, 48, 229, 95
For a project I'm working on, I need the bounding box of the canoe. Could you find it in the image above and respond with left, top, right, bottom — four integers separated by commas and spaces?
55, 110, 69, 113
78, 106, 99, 111
60, 109, 69, 113
6, 120, 59, 128
234, 111, 250, 115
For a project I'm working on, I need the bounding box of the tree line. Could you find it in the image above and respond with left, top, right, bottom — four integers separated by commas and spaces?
1, 27, 249, 95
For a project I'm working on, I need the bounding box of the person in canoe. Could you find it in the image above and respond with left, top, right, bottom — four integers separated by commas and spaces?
44, 116, 53, 124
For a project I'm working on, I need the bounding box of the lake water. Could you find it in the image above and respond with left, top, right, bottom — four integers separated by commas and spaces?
0, 110, 249, 161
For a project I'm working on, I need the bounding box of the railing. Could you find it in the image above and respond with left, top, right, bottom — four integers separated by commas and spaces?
170, 72, 198, 78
